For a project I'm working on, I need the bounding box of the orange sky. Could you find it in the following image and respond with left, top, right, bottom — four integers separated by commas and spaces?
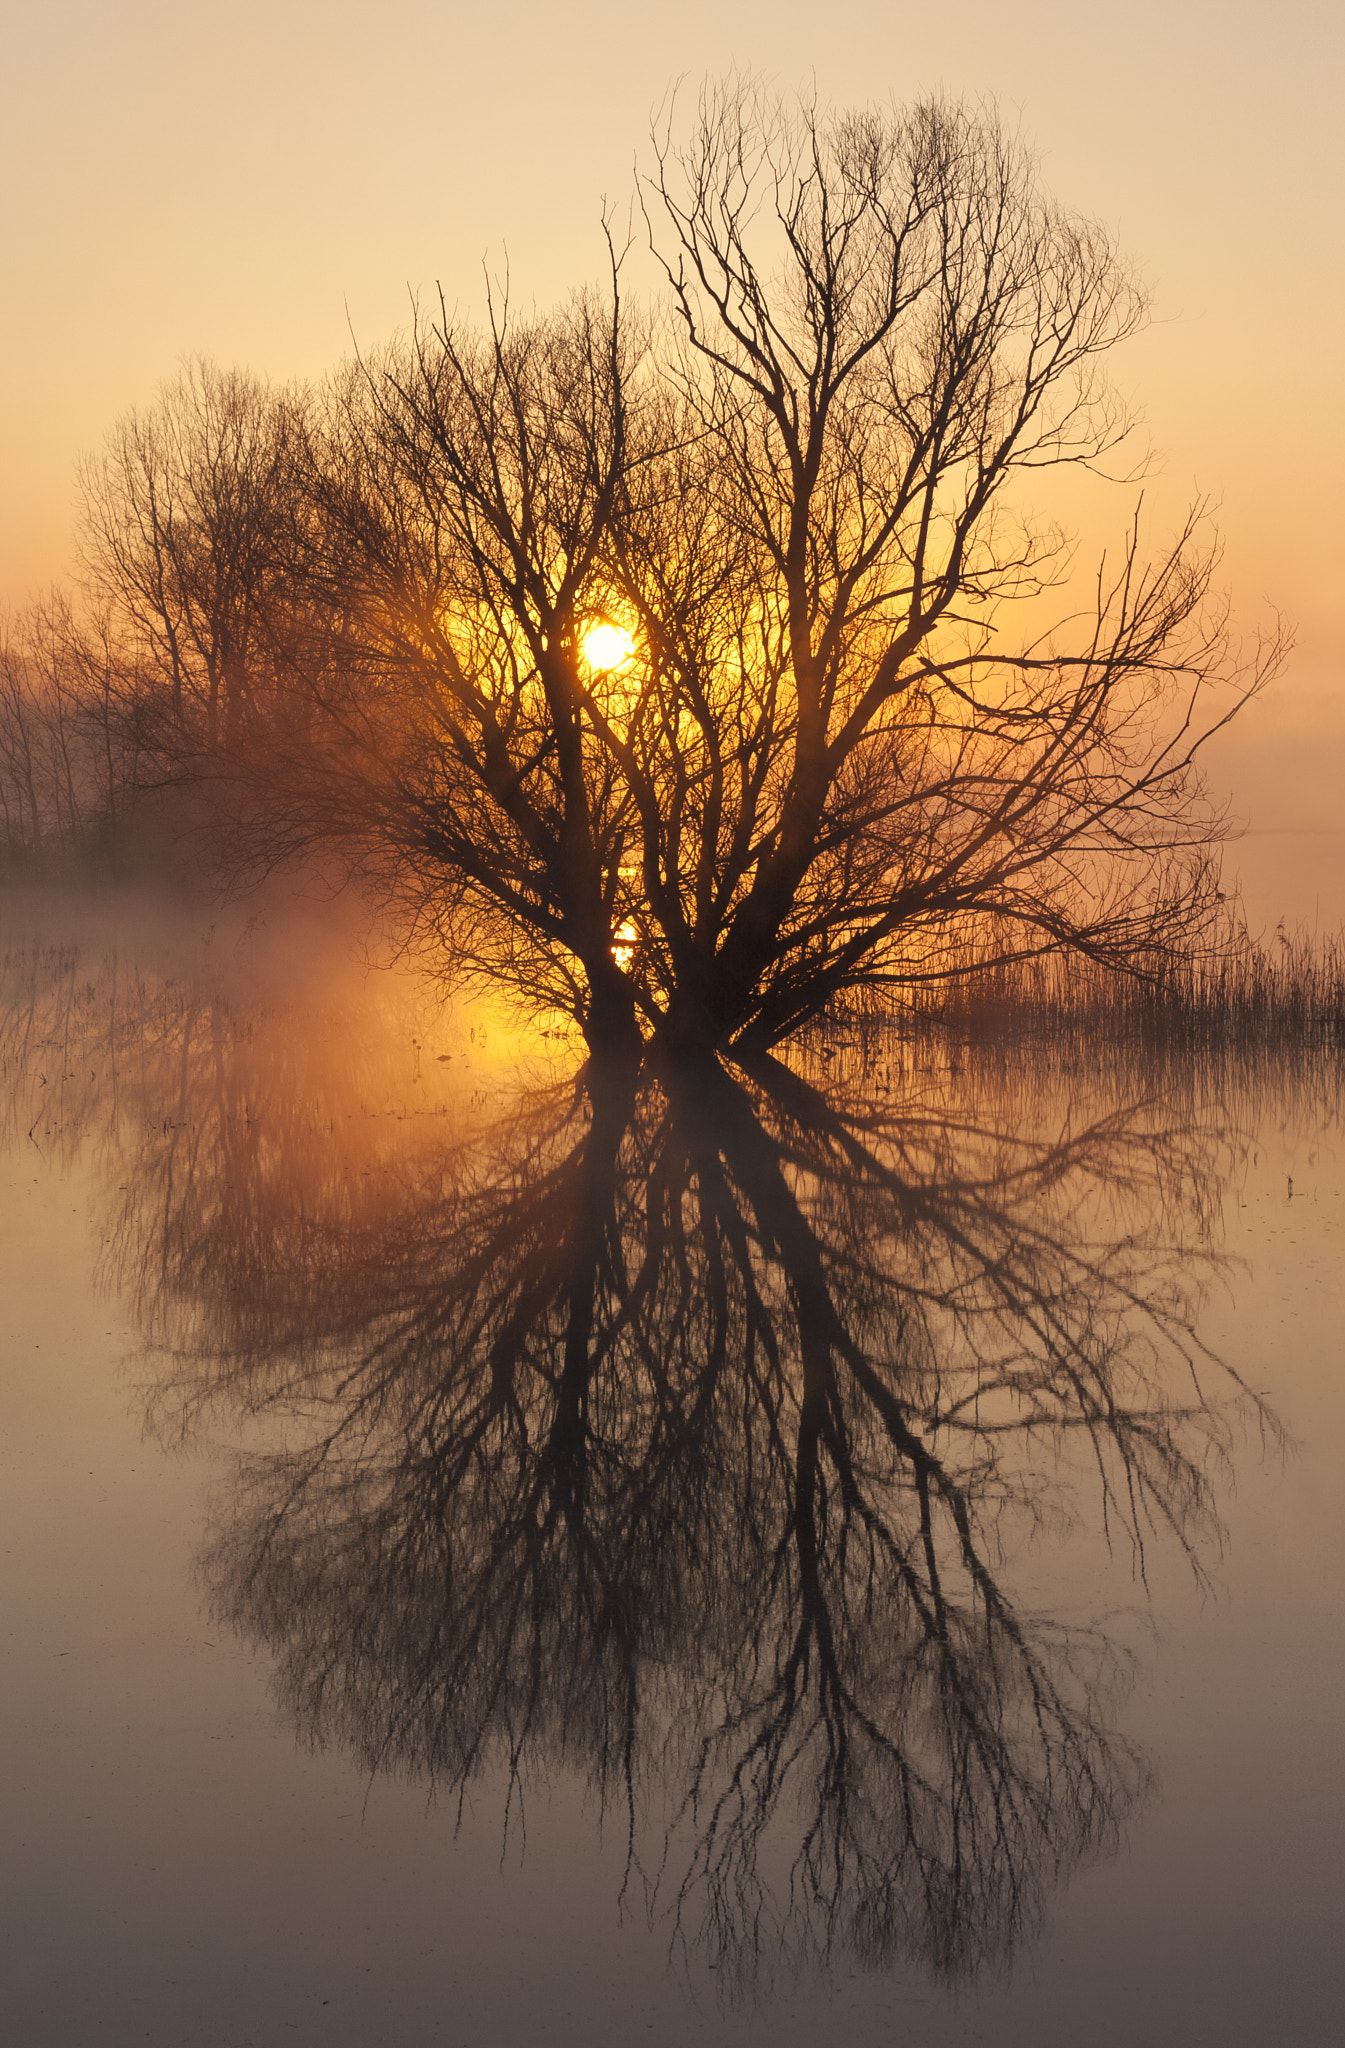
3, 0, 1341, 924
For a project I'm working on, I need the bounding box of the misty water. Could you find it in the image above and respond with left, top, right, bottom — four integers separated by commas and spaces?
3, 897, 1341, 2048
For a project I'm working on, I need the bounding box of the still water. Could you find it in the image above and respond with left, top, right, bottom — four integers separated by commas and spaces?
2, 899, 1341, 2047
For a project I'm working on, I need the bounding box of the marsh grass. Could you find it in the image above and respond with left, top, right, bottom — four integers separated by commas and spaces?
854, 923, 1345, 1052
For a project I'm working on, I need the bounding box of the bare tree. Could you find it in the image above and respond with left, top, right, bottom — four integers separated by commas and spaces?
83, 86, 1282, 1053
629, 86, 1277, 1049
79, 358, 308, 750
0, 593, 148, 871
0, 620, 47, 860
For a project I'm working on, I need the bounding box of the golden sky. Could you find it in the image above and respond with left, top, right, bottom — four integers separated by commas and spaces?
2, 0, 1341, 921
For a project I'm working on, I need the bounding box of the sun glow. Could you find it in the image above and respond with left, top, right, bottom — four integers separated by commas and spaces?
581, 622, 635, 670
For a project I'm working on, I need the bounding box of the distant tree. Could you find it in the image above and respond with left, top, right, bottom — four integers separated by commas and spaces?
79, 358, 308, 751
0, 622, 47, 860
0, 593, 147, 871
83, 85, 1282, 1053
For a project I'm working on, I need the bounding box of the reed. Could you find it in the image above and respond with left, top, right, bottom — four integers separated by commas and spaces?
883, 923, 1345, 1050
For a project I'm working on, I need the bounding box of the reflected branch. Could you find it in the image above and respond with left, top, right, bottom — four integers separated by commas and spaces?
0, 936, 1279, 1993
62, 979, 1269, 1992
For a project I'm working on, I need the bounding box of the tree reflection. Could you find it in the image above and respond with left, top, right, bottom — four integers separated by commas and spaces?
96, 998, 1268, 1994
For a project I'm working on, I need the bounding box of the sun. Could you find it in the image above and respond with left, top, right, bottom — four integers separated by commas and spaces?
580, 622, 635, 670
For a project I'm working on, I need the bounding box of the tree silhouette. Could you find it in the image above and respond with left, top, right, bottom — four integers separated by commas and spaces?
78, 84, 1281, 1053
78, 359, 309, 749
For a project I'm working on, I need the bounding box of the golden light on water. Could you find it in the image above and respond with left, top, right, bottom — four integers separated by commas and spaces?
581, 622, 635, 670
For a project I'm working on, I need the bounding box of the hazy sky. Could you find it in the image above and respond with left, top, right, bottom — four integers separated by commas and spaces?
3, 0, 1341, 918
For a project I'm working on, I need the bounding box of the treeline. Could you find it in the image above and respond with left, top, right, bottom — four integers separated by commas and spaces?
2, 361, 311, 882
0, 595, 150, 876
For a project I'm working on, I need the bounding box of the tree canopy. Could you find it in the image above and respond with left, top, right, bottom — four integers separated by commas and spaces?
63, 82, 1279, 1053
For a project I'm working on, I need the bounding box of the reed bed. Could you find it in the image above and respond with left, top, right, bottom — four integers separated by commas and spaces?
870, 925, 1345, 1052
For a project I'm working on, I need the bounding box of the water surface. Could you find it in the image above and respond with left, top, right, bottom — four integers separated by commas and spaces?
2, 900, 1341, 2046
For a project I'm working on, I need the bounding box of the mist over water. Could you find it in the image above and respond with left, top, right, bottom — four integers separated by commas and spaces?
2, 891, 1341, 2046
